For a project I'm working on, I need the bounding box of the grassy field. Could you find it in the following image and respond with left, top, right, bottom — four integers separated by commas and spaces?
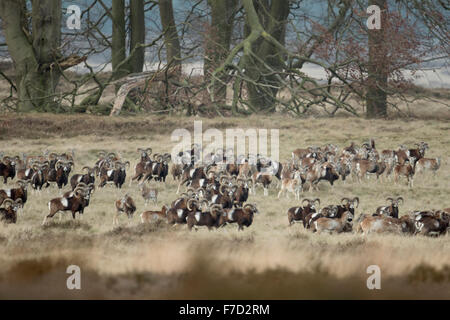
0, 113, 449, 299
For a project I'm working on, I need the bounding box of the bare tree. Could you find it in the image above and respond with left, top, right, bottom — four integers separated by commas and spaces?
0, 0, 84, 111
158, 0, 182, 74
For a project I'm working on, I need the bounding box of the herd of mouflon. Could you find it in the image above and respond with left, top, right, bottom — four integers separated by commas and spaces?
0, 139, 447, 236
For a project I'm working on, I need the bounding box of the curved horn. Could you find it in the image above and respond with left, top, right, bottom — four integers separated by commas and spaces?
386, 197, 394, 204
187, 198, 197, 211
210, 204, 223, 211
243, 203, 257, 212
56, 160, 63, 169
1, 198, 14, 208
74, 187, 85, 196
352, 197, 359, 208
302, 199, 311, 206
219, 185, 227, 195
313, 198, 321, 206
396, 197, 404, 205
341, 197, 350, 205
17, 179, 28, 186
219, 175, 229, 185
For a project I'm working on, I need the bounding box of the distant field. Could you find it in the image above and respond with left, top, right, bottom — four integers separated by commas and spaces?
0, 114, 449, 299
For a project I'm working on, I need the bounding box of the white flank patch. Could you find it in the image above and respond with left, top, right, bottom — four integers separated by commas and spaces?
6, 190, 11, 198
295, 208, 301, 214
195, 212, 201, 222
77, 175, 83, 182
107, 170, 114, 177
211, 195, 218, 203
312, 212, 319, 219
61, 198, 69, 207
177, 209, 184, 218
434, 221, 439, 228
48, 202, 51, 211
199, 179, 205, 186
152, 163, 157, 171
25, 169, 31, 176
227, 210, 234, 221
189, 169, 195, 178
174, 199, 182, 207
273, 161, 279, 172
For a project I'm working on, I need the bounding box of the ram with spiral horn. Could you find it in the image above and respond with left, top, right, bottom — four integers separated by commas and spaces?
167, 198, 200, 226
98, 161, 129, 188
233, 177, 252, 207
0, 156, 16, 183
220, 203, 259, 231
137, 148, 152, 162
70, 166, 97, 190
287, 198, 320, 227
176, 164, 207, 194
187, 201, 224, 231
375, 197, 403, 219
209, 185, 233, 209
44, 160, 73, 189
0, 198, 22, 224
43, 186, 91, 224
30, 162, 48, 190
0, 180, 29, 207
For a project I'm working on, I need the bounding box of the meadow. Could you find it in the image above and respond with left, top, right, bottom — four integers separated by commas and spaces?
0, 113, 449, 299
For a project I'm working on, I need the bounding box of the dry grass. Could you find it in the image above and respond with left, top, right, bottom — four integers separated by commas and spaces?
0, 114, 449, 299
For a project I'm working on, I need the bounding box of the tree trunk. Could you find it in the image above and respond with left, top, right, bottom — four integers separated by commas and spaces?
129, 0, 145, 73
204, 0, 238, 103
0, 0, 62, 112
112, 0, 128, 79
366, 0, 388, 118
242, 0, 290, 112
158, 0, 181, 74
